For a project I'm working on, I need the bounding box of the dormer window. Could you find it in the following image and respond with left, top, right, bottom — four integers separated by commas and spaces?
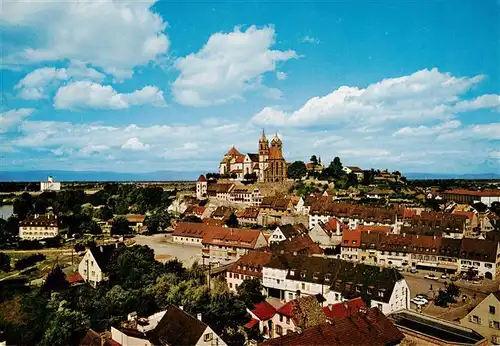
313, 272, 319, 280
301, 271, 307, 278
325, 274, 331, 282
290, 270, 295, 276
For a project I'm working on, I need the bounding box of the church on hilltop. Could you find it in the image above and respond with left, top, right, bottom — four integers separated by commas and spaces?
218, 130, 287, 182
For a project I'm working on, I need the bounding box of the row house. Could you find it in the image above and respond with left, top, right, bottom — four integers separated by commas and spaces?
18, 214, 59, 240
406, 211, 472, 238
202, 227, 268, 266
308, 201, 402, 230
236, 207, 260, 225
262, 254, 410, 315
226, 250, 273, 292
341, 231, 500, 279
172, 222, 209, 245
259, 197, 294, 226
295, 195, 330, 215
442, 189, 500, 207
228, 186, 263, 206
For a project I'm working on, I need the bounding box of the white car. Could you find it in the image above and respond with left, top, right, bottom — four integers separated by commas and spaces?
411, 298, 426, 306
441, 274, 448, 279
415, 296, 429, 304
425, 274, 439, 280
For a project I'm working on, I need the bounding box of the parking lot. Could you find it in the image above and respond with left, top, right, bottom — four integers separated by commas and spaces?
133, 234, 202, 267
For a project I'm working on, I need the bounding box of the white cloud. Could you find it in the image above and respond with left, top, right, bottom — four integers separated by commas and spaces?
0, 108, 35, 133
276, 71, 288, 80
393, 120, 461, 137
489, 151, 500, 159
172, 25, 297, 106
121, 137, 150, 151
470, 123, 500, 139
252, 68, 492, 126
53, 81, 166, 110
15, 63, 105, 100
1, 1, 169, 78
453, 94, 500, 112
301, 36, 320, 44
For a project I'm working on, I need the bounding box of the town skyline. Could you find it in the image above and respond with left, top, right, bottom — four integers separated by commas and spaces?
0, 1, 498, 176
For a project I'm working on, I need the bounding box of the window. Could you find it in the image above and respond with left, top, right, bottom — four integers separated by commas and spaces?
204, 333, 213, 342
276, 325, 283, 336
279, 315, 283, 322
471, 315, 481, 324
91, 261, 94, 266
234, 274, 239, 279
301, 283, 305, 290
491, 321, 500, 330
490, 306, 496, 315
286, 317, 290, 324
377, 304, 383, 311
485, 263, 493, 268
91, 271, 95, 276
229, 283, 232, 288
492, 335, 500, 344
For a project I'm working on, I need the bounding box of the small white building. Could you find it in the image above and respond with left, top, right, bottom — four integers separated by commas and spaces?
269, 224, 307, 244
308, 218, 345, 248
40, 176, 61, 192
78, 243, 122, 287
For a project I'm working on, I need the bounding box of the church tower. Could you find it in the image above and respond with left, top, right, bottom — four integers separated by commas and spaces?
258, 129, 269, 182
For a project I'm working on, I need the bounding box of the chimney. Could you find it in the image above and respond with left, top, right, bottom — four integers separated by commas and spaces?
296, 327, 302, 334
115, 242, 119, 248
336, 220, 341, 236
100, 246, 104, 253
179, 305, 184, 310
197, 313, 202, 321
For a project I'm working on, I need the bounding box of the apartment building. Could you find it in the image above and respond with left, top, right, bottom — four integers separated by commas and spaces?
262, 254, 410, 315
226, 251, 273, 292
18, 214, 59, 240
202, 227, 267, 266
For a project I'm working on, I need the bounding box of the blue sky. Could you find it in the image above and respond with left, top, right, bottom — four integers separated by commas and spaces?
0, 0, 498, 174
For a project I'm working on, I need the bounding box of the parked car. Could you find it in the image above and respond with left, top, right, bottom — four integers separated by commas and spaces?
441, 274, 448, 279
450, 276, 458, 282
411, 298, 426, 306
415, 295, 429, 304
410, 268, 418, 273
395, 266, 404, 271
425, 274, 438, 280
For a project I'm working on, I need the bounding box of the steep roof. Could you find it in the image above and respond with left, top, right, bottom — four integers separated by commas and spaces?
459, 238, 498, 262
236, 207, 260, 219
268, 235, 323, 256
78, 329, 102, 346
225, 146, 242, 157
197, 175, 207, 182
173, 222, 208, 238
229, 250, 273, 277
346, 166, 363, 172
247, 153, 259, 162
341, 230, 361, 248
277, 224, 306, 239
493, 290, 500, 302
19, 214, 59, 227
148, 306, 208, 346
89, 243, 123, 271
251, 301, 277, 321
260, 308, 404, 346
444, 189, 500, 197
322, 297, 366, 320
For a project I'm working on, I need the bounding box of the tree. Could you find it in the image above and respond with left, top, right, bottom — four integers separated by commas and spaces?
491, 201, 500, 217
96, 205, 113, 221
13, 192, 33, 219
287, 161, 307, 180
202, 292, 249, 336
41, 266, 69, 293
79, 220, 102, 235
145, 209, 171, 233
236, 277, 265, 308
310, 155, 318, 166
327, 157, 344, 180
434, 289, 453, 307
0, 253, 11, 272
182, 215, 203, 223
110, 216, 132, 236
445, 282, 460, 299
346, 172, 358, 188
40, 304, 90, 346
472, 202, 487, 213
226, 213, 239, 227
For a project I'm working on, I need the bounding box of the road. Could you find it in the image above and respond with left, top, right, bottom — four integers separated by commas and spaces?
133, 234, 202, 267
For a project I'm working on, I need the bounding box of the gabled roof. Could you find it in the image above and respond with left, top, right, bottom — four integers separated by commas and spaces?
322, 297, 366, 320
236, 207, 260, 219
197, 174, 207, 182
268, 235, 323, 256
260, 308, 404, 346
79, 329, 102, 346
212, 206, 233, 218
493, 290, 500, 302
346, 166, 363, 172
229, 250, 273, 277
89, 243, 123, 271
251, 301, 277, 321
225, 146, 242, 157
355, 225, 391, 233
19, 214, 59, 227
173, 222, 208, 238
276, 224, 306, 239
247, 153, 259, 162
459, 238, 498, 262
147, 306, 208, 346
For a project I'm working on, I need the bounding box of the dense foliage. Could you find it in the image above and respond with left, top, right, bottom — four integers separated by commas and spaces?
0, 246, 251, 346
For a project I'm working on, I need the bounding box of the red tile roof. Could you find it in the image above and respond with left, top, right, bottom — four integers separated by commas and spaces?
173, 222, 208, 238
236, 207, 260, 219
260, 307, 404, 346
235, 155, 245, 163
202, 228, 264, 249
346, 166, 363, 172
194, 206, 206, 217
225, 146, 242, 156
355, 225, 392, 233
322, 297, 366, 320
197, 174, 207, 182
277, 301, 293, 317
251, 301, 276, 321
341, 230, 361, 248
444, 189, 500, 197
229, 250, 273, 277
322, 217, 347, 235
202, 218, 226, 227
452, 211, 475, 221
244, 318, 259, 329
67, 272, 84, 284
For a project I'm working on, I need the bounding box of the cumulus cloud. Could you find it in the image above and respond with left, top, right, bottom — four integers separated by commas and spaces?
15, 63, 105, 100
172, 25, 297, 106
393, 120, 462, 137
121, 137, 150, 151
0, 108, 35, 133
252, 68, 494, 126
1, 0, 169, 78
453, 94, 500, 112
53, 81, 166, 110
